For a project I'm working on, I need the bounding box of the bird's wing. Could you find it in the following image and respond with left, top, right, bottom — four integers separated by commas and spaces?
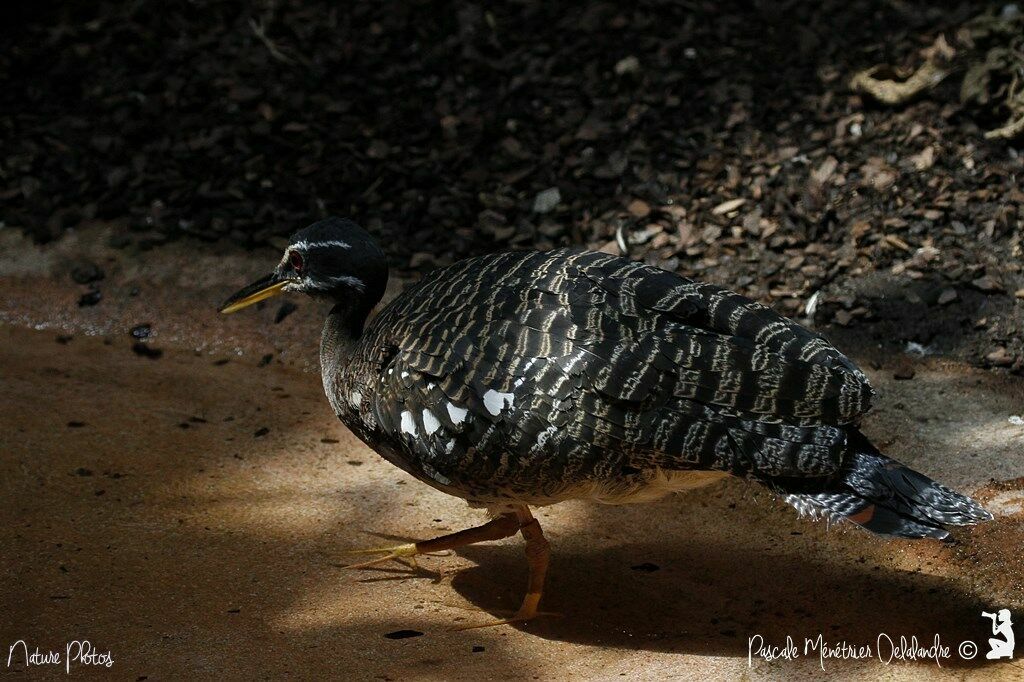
359, 249, 872, 497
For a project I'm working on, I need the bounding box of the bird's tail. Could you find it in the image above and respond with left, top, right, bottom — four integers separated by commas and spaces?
772, 431, 992, 540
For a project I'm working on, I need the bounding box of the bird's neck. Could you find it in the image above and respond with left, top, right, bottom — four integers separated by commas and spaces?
321, 271, 386, 341
320, 306, 361, 399
319, 284, 385, 380
323, 303, 366, 354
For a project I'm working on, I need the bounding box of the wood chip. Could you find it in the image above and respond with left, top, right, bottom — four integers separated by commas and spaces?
711, 198, 746, 215
811, 156, 838, 185
911, 146, 936, 171
884, 234, 912, 252
986, 347, 1014, 367
627, 199, 651, 219
972, 275, 1004, 293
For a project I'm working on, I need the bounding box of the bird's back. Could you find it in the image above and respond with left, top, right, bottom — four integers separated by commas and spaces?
326, 248, 873, 505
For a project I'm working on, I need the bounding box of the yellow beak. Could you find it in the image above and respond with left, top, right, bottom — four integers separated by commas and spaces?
219, 274, 294, 314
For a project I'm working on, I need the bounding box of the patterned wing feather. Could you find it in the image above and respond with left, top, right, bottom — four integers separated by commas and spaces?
335, 249, 873, 502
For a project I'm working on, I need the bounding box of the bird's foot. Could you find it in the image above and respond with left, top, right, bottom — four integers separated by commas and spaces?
344, 542, 423, 570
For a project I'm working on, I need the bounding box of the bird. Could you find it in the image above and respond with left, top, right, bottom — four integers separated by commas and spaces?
220, 216, 992, 627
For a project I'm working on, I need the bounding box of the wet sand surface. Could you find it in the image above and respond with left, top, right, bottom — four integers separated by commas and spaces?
1, 226, 1023, 680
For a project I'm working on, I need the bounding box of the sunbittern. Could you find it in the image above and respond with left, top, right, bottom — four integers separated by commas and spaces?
221, 217, 992, 627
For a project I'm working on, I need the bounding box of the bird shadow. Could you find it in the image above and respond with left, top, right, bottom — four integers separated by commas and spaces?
439, 536, 1009, 669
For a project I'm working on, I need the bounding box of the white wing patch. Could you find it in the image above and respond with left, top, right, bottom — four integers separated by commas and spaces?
483, 389, 515, 416
422, 409, 441, 435
447, 402, 469, 424
400, 410, 417, 436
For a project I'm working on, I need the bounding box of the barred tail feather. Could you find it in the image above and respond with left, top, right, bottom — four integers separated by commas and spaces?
775, 431, 992, 540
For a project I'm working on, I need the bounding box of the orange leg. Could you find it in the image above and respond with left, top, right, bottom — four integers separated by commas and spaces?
347, 505, 555, 628
513, 510, 552, 620
345, 512, 522, 570
456, 506, 553, 629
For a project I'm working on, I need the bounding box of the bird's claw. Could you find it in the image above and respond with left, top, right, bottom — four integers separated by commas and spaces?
344, 542, 418, 570
346, 542, 418, 557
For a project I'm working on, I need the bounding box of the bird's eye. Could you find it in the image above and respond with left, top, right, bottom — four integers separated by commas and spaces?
289, 251, 304, 272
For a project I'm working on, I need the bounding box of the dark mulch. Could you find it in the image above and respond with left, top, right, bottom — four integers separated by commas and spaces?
1, 0, 1021, 369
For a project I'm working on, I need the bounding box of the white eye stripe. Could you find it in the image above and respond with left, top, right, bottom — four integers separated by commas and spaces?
293, 273, 365, 293
279, 240, 351, 268
290, 240, 351, 251
324, 274, 365, 291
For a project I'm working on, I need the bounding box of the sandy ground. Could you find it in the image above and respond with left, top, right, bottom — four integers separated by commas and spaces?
1, 225, 1023, 680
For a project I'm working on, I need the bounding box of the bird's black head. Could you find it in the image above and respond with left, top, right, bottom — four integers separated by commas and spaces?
220, 217, 388, 335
